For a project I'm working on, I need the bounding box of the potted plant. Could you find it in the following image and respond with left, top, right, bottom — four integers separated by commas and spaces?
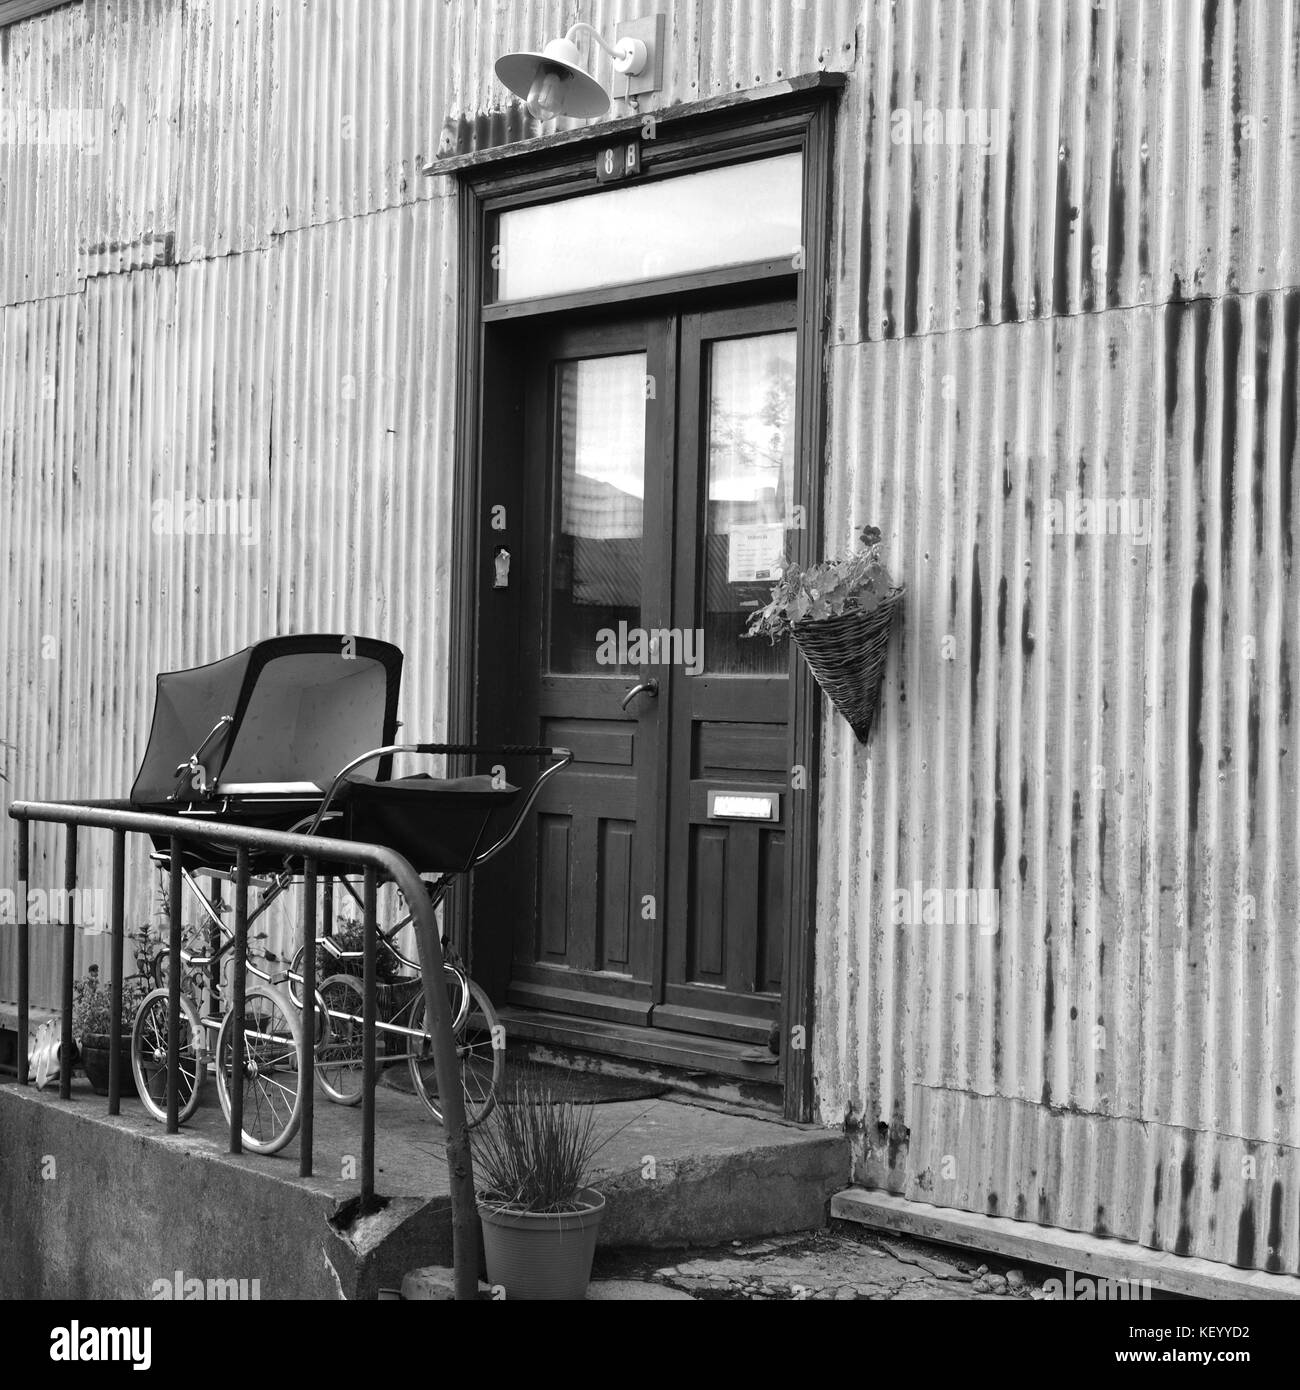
70, 962, 152, 1096
745, 524, 903, 743
474, 1067, 609, 1300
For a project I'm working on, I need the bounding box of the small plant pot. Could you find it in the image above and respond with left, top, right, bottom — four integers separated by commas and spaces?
78, 1034, 138, 1098
477, 1188, 605, 1300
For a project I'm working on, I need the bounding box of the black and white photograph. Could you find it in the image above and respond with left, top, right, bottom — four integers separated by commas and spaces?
0, 0, 1296, 1359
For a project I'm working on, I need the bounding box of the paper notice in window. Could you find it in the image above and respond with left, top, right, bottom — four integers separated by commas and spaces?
727, 523, 785, 583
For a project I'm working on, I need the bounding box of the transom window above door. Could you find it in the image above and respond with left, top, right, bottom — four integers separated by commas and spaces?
491, 151, 802, 304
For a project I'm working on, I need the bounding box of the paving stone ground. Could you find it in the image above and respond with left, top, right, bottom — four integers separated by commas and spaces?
589, 1222, 1057, 1301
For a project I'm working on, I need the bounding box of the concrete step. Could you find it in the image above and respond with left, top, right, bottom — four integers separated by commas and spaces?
0, 1076, 849, 1299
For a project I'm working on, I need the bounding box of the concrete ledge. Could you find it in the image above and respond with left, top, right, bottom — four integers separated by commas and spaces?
0, 1084, 351, 1298
594, 1106, 848, 1248
833, 1189, 1300, 1301
1, 1076, 849, 1297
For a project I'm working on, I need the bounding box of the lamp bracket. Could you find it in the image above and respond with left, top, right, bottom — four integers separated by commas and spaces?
613, 14, 665, 99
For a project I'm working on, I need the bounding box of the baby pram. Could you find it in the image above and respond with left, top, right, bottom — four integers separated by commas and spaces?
126, 633, 570, 1152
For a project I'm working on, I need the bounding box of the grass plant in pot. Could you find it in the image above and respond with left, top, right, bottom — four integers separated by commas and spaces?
745, 524, 903, 744
71, 963, 152, 1097
474, 1068, 608, 1300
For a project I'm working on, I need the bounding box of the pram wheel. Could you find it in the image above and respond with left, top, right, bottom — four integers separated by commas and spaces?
215, 986, 304, 1154
315, 973, 365, 1106
131, 989, 204, 1123
408, 976, 502, 1129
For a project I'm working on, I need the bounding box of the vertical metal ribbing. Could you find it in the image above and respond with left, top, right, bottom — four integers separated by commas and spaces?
362, 866, 377, 1205
59, 830, 77, 1101
165, 838, 183, 1133
299, 857, 317, 1178
16, 820, 29, 1086
229, 849, 249, 1154
108, 831, 126, 1115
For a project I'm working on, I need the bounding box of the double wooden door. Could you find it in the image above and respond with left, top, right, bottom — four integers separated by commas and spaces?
505, 297, 797, 1051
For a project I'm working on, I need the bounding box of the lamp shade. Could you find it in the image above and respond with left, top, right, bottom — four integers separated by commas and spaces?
495, 36, 610, 119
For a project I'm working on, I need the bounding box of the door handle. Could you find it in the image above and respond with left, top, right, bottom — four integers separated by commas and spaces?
620, 677, 660, 710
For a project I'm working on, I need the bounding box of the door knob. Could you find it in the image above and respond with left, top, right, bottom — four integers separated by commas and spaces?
620, 677, 660, 710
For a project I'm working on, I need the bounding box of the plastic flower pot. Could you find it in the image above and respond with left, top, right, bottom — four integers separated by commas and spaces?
477, 1188, 605, 1300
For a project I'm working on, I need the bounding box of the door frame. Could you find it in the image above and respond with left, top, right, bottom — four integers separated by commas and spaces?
442, 81, 840, 1122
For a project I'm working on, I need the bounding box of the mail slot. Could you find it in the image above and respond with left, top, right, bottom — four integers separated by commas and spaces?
707, 789, 780, 822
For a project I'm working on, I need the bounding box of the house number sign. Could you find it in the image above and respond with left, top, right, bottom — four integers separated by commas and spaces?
595, 138, 642, 183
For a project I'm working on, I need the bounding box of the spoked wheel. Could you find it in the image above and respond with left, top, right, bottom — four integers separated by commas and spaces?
315, 973, 365, 1106
408, 972, 503, 1129
215, 986, 303, 1155
130, 989, 204, 1124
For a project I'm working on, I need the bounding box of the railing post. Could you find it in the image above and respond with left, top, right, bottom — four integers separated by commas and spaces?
59, 829, 77, 1100
405, 882, 479, 1302
299, 857, 316, 1179
361, 867, 377, 1206
108, 830, 126, 1114
16, 819, 29, 1086
229, 849, 248, 1154
165, 838, 183, 1132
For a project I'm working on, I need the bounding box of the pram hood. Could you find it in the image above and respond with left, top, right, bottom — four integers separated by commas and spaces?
130, 634, 402, 808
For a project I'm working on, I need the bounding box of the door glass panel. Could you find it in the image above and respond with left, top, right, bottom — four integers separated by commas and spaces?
549, 352, 646, 674
701, 332, 796, 675
495, 153, 802, 303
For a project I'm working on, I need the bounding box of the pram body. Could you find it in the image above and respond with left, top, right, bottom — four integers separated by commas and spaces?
122, 633, 570, 1151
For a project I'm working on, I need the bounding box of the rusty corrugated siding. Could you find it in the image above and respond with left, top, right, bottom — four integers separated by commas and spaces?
0, 2, 84, 305
816, 0, 1300, 1274
77, 0, 184, 279
835, 0, 1300, 342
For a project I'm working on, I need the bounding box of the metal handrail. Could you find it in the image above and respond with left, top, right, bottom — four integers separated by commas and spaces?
5, 798, 479, 1301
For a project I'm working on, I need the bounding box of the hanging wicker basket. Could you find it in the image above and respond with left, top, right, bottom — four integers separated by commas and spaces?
790, 587, 903, 744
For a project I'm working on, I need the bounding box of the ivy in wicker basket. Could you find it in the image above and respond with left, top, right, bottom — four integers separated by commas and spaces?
744, 525, 903, 744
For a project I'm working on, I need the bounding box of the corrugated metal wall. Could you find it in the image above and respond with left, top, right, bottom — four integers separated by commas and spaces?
1, 0, 459, 1001
817, 0, 1300, 1275
2, 0, 1298, 1276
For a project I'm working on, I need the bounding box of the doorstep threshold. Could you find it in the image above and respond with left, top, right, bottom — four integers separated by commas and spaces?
496, 1004, 780, 1083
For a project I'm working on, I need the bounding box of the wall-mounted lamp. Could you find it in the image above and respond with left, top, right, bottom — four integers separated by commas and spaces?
495, 18, 663, 122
